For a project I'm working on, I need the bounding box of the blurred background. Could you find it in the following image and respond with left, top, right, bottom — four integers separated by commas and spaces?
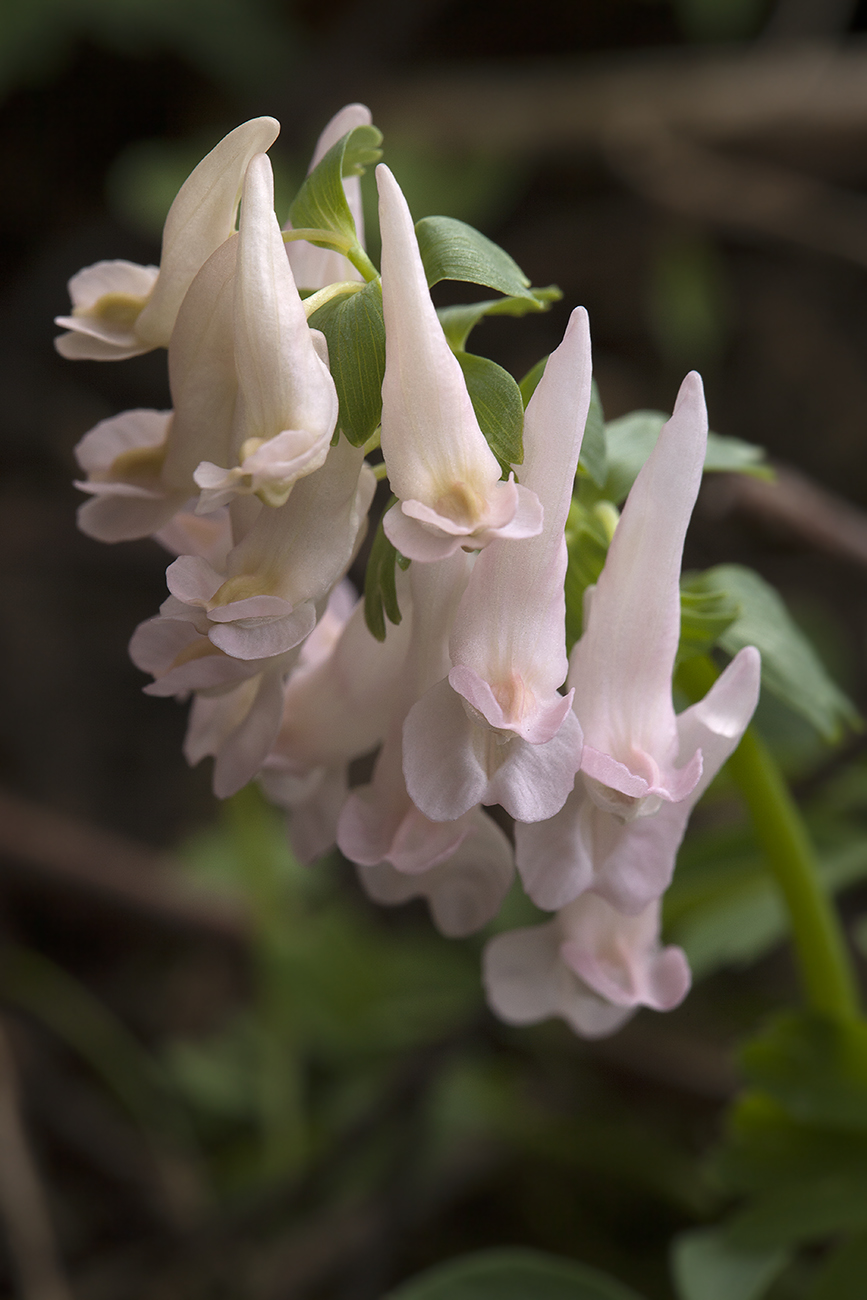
3, 1, 867, 1297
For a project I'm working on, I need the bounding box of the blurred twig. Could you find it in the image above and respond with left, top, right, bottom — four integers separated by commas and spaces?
703, 463, 867, 567
604, 114, 867, 268
0, 1018, 72, 1300
373, 41, 867, 153
0, 788, 248, 941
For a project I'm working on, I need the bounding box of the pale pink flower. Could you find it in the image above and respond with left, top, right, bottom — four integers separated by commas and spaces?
402, 308, 591, 824
483, 893, 690, 1039
194, 153, 338, 511
56, 117, 279, 359
73, 235, 239, 542
357, 809, 514, 938
376, 164, 542, 562
516, 646, 761, 913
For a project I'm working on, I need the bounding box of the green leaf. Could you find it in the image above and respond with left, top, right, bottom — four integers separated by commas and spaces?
416, 216, 535, 298
456, 351, 524, 470
579, 380, 607, 489
740, 1013, 867, 1135
438, 287, 562, 352
308, 280, 385, 446
689, 565, 860, 741
672, 1227, 790, 1300
289, 123, 382, 249
383, 1248, 646, 1300
564, 499, 614, 654
364, 501, 406, 641
665, 835, 867, 979
678, 573, 741, 667
602, 411, 769, 506
519, 355, 547, 408
806, 1229, 867, 1300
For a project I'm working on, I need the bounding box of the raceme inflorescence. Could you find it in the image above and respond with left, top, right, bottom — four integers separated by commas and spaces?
59, 105, 766, 1039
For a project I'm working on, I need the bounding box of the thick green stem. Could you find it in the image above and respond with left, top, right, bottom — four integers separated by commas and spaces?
678, 655, 860, 1020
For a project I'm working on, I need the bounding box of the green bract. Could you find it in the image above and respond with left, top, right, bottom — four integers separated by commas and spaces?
289, 123, 383, 251
456, 351, 524, 472
364, 500, 407, 642
308, 280, 385, 446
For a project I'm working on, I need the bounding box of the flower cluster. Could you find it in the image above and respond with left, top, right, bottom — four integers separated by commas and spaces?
59, 107, 761, 1039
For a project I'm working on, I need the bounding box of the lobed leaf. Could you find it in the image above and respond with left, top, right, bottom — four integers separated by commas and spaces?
308, 280, 386, 446
603, 410, 769, 506
689, 565, 861, 741
416, 215, 536, 298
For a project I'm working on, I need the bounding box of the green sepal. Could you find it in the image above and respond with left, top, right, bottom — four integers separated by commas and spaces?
364, 499, 406, 642
601, 410, 770, 506
686, 565, 860, 742
289, 124, 382, 251
437, 286, 562, 352
416, 215, 536, 298
308, 280, 385, 447
578, 380, 607, 489
456, 351, 524, 472
677, 573, 741, 667
383, 1246, 646, 1300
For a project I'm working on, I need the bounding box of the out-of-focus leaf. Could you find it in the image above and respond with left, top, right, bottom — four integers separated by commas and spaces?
308, 280, 385, 446
0, 945, 192, 1148
456, 351, 524, 471
806, 1230, 867, 1299
289, 123, 382, 249
602, 411, 769, 505
740, 1013, 867, 1135
678, 574, 741, 666
671, 1226, 789, 1300
438, 287, 561, 352
578, 381, 607, 489
383, 1248, 646, 1300
416, 216, 535, 298
364, 502, 406, 641
665, 836, 867, 979
689, 565, 861, 741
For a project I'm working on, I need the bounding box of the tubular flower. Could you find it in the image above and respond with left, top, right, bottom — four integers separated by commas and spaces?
74, 235, 239, 543
402, 308, 591, 824
483, 893, 691, 1039
194, 153, 338, 510
56, 116, 279, 359
376, 163, 543, 562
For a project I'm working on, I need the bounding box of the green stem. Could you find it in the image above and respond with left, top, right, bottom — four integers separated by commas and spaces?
678, 655, 860, 1020
345, 243, 379, 283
